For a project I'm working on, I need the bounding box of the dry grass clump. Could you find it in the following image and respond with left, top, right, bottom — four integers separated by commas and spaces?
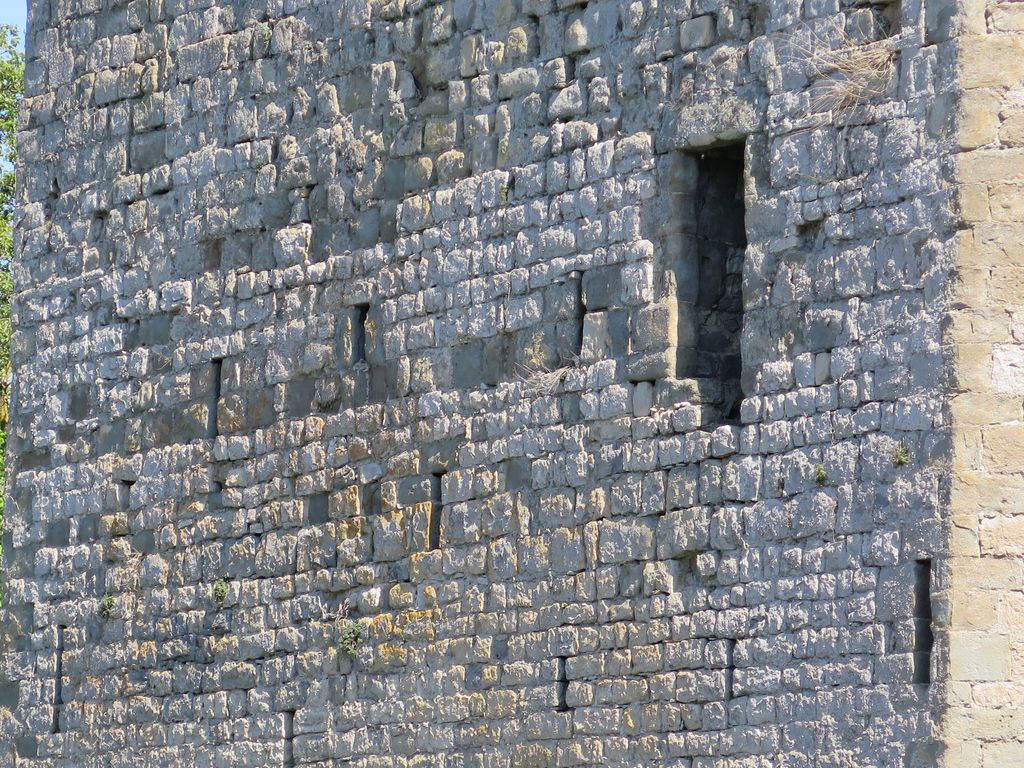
517, 363, 572, 397
788, 22, 897, 113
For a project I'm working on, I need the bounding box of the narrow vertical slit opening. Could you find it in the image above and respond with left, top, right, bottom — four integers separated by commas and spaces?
353, 304, 369, 364
913, 558, 933, 686
282, 709, 295, 767
362, 481, 381, 517
207, 359, 223, 438
209, 477, 222, 509
725, 638, 736, 701
52, 625, 64, 734
574, 277, 585, 361
556, 656, 570, 712
119, 479, 135, 512
427, 473, 443, 551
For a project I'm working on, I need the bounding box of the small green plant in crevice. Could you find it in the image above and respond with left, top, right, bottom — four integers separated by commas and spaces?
339, 620, 363, 658
213, 578, 229, 607
892, 443, 910, 467
813, 464, 828, 486
500, 183, 511, 204
257, 22, 272, 46
99, 594, 116, 619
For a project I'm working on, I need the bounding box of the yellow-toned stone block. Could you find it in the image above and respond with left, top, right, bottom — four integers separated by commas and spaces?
989, 270, 1024, 306
959, 90, 1002, 149
947, 680, 975, 707
973, 680, 1024, 709
983, 741, 1024, 767
958, 149, 1024, 183
388, 581, 416, 609
953, 266, 991, 305
947, 309, 1012, 343
950, 556, 1024, 591
990, 5, 1024, 33
980, 515, 1024, 556
951, 393, 1022, 425
972, 222, 1024, 265
953, 343, 993, 391
952, 227, 980, 266
962, 0, 989, 34
1000, 111, 1024, 146
953, 471, 1024, 511
960, 36, 1024, 89
988, 183, 1024, 222
952, 428, 984, 473
943, 702, 1024, 740
951, 518, 981, 557
943, 739, 983, 768
959, 183, 990, 221
981, 422, 1024, 472
998, 591, 1024, 630
955, 588, 1000, 628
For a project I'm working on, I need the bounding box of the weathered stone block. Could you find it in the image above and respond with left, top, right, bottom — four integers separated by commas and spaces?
679, 16, 716, 50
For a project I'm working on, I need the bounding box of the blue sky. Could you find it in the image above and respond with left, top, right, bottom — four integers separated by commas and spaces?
0, 0, 25, 43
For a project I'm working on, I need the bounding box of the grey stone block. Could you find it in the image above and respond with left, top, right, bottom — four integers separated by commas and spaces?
680, 16, 716, 50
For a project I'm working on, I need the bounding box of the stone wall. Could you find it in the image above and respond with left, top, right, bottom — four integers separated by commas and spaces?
0, 0, 992, 765
943, 0, 1024, 764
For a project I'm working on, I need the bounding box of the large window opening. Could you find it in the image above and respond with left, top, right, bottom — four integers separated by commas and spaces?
673, 143, 747, 424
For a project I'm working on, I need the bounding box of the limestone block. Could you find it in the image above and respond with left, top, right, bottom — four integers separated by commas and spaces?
959, 90, 1001, 149
632, 381, 654, 417
598, 518, 656, 564
580, 311, 611, 363
657, 508, 710, 557
980, 515, 1024, 557
983, 742, 1024, 768
980, 423, 1024, 473
680, 16, 716, 51
549, 82, 585, 120
273, 224, 312, 267
1000, 111, 1024, 146
960, 36, 1024, 89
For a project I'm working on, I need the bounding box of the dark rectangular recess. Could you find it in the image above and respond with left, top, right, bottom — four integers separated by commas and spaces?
725, 638, 736, 701
353, 304, 369, 364
307, 493, 329, 525
119, 479, 135, 512
574, 276, 585, 359
20, 449, 51, 471
556, 656, 570, 712
678, 143, 746, 423
361, 481, 381, 516
427, 473, 443, 551
913, 558, 934, 686
51, 626, 64, 734
201, 238, 223, 271
0, 678, 19, 711
208, 478, 223, 509
287, 376, 317, 418
282, 709, 295, 767
207, 359, 223, 438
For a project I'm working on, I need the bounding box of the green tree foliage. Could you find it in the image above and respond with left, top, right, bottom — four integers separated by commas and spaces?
0, 25, 22, 223
0, 26, 25, 556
